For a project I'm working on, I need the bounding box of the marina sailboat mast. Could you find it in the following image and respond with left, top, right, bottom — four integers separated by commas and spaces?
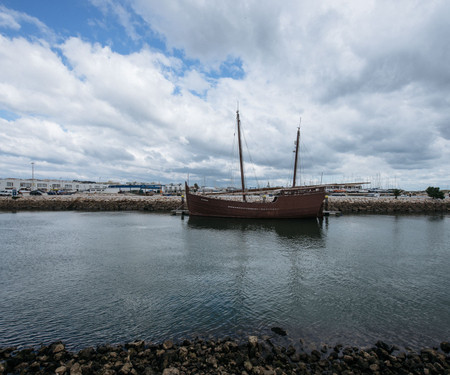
236, 109, 246, 202
292, 119, 301, 187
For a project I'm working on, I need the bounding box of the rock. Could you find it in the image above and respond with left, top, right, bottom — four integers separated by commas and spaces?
126, 340, 145, 350
328, 351, 338, 361
38, 354, 49, 362
29, 361, 40, 371
97, 344, 113, 354
433, 362, 445, 372
53, 343, 65, 354
13, 362, 29, 373
375, 340, 395, 354
270, 327, 287, 336
70, 362, 82, 375
55, 365, 67, 374
162, 367, 180, 375
311, 349, 322, 362
78, 347, 95, 360
420, 348, 438, 362
81, 362, 93, 373
178, 346, 188, 359
206, 355, 218, 368
54, 352, 66, 361
297, 362, 307, 371
286, 345, 295, 357
343, 355, 354, 364
163, 340, 173, 350
369, 363, 380, 371
244, 360, 253, 371
248, 336, 258, 347
318, 358, 329, 369
440, 341, 450, 353
119, 361, 133, 374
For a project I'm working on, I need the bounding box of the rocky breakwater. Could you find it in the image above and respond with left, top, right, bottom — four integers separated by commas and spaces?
327, 196, 450, 214
0, 194, 183, 212
1, 338, 449, 375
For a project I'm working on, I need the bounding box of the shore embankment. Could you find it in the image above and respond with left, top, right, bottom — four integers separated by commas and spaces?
0, 194, 449, 214
0, 194, 182, 212
326, 196, 450, 214
1, 338, 449, 375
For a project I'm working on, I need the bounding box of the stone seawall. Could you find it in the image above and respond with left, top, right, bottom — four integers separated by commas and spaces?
327, 196, 450, 214
0, 194, 183, 212
1, 195, 449, 214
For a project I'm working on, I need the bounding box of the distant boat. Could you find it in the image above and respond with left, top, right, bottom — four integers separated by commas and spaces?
185, 110, 326, 219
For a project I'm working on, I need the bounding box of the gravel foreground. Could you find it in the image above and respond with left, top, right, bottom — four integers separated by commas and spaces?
1, 337, 449, 375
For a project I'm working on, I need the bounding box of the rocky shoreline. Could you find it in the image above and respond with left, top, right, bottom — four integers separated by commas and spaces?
1, 338, 449, 375
0, 195, 182, 212
326, 197, 450, 214
0, 194, 449, 214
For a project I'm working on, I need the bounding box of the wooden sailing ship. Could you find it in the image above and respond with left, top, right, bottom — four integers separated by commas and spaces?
185, 110, 326, 219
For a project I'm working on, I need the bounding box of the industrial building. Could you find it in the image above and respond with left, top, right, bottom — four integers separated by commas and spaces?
0, 178, 109, 193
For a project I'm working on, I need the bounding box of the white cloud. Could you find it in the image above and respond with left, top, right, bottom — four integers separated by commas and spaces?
0, 7, 20, 30
179, 70, 210, 96
0, 1, 449, 190
0, 5, 55, 39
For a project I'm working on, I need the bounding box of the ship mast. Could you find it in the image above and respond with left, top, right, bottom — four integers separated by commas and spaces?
236, 110, 246, 201
293, 119, 301, 187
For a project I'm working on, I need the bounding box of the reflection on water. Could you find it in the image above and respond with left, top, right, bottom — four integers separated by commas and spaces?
427, 214, 446, 222
188, 217, 326, 258
188, 216, 324, 239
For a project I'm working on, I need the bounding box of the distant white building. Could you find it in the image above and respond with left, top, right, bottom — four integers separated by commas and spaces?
322, 182, 370, 193
0, 178, 109, 192
164, 183, 183, 194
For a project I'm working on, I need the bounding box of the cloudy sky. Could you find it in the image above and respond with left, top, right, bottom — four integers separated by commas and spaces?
0, 1, 449, 190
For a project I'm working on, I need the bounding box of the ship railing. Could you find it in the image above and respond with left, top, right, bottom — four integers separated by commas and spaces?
280, 186, 326, 196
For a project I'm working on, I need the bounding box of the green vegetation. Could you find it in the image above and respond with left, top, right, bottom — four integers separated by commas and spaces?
425, 186, 445, 199
392, 189, 403, 199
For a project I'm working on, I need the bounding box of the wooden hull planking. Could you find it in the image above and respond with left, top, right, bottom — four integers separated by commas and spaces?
186, 187, 326, 219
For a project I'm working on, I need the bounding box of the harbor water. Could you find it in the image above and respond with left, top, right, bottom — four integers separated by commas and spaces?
0, 211, 449, 351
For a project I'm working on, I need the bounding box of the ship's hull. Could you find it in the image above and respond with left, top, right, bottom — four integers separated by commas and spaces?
186, 187, 326, 219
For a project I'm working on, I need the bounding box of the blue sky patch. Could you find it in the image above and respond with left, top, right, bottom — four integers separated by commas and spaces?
217, 57, 245, 80
0, 109, 20, 121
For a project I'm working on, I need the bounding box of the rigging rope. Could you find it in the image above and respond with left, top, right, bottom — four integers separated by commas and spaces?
241, 122, 261, 189
300, 137, 313, 186
228, 122, 238, 187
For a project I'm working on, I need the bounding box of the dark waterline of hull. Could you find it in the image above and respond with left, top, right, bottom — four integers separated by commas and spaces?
0, 211, 449, 351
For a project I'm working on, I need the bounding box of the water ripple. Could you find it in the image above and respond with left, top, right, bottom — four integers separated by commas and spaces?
0, 212, 449, 350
